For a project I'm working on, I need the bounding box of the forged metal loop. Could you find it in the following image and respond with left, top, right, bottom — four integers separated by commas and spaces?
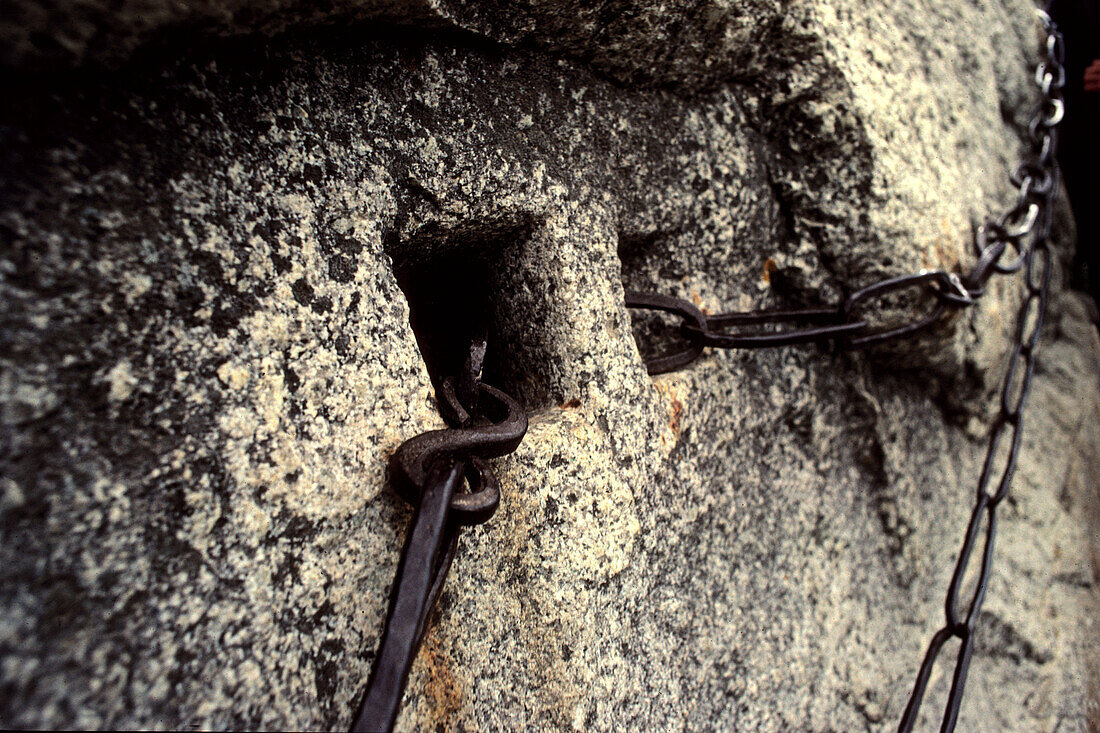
978, 221, 1026, 275
1035, 131, 1056, 169
1000, 339, 1034, 422
392, 376, 527, 525
1027, 113, 1047, 148
1035, 62, 1065, 94
979, 415, 1025, 505
1010, 161, 1054, 203
928, 271, 975, 307
963, 231, 1006, 295
624, 290, 707, 374
1010, 159, 1039, 188
1027, 232, 1053, 297
1041, 97, 1065, 127
942, 636, 978, 733
1015, 175, 1035, 205
944, 497, 995, 633
1026, 114, 1062, 166
997, 202, 1040, 241
840, 271, 956, 347
683, 308, 867, 349
358, 340, 529, 733
1047, 30, 1065, 66
899, 627, 956, 732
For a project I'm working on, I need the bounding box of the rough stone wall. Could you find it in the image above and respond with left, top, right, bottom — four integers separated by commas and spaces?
2, 1, 1099, 730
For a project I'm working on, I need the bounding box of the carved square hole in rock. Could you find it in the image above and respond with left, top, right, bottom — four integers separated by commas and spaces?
387, 222, 546, 408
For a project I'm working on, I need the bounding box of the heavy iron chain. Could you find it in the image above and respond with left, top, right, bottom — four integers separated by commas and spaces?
357, 10, 1063, 733
627, 10, 1064, 733
352, 340, 527, 733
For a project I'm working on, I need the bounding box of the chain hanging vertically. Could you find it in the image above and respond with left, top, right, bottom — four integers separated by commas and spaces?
897, 12, 1063, 731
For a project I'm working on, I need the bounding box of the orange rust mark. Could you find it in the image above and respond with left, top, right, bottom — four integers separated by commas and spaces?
688, 292, 711, 315
932, 240, 958, 270
417, 627, 463, 730
669, 397, 684, 435
761, 257, 778, 284
653, 381, 685, 440
559, 398, 581, 409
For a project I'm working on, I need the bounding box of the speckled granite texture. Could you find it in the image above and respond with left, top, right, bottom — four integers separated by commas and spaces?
2, 0, 1099, 730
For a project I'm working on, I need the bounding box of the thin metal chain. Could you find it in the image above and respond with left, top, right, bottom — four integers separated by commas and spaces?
897, 12, 1062, 729
626, 11, 1063, 378
625, 268, 971, 374
627, 10, 1064, 732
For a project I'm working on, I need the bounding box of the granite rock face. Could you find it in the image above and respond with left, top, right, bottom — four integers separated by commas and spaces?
2, 0, 1099, 730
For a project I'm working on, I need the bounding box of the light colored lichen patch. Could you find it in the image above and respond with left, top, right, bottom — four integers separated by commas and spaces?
104, 360, 139, 402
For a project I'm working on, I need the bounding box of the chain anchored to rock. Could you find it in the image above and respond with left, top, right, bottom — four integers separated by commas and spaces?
628, 21, 1064, 388
626, 269, 974, 374
627, 10, 1064, 732
352, 341, 526, 733
359, 10, 1061, 733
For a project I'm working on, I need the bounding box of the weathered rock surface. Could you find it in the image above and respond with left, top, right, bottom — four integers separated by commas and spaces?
2, 0, 1098, 730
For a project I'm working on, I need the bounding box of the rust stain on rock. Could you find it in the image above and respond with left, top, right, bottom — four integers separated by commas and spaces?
652, 381, 687, 449
417, 626, 463, 730
669, 397, 683, 436
689, 291, 711, 314
761, 257, 777, 284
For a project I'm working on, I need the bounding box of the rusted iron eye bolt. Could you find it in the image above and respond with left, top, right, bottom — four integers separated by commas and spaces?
352, 342, 526, 733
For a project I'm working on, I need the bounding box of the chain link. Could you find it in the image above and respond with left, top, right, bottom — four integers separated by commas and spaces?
625, 262, 984, 374
627, 10, 1064, 731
